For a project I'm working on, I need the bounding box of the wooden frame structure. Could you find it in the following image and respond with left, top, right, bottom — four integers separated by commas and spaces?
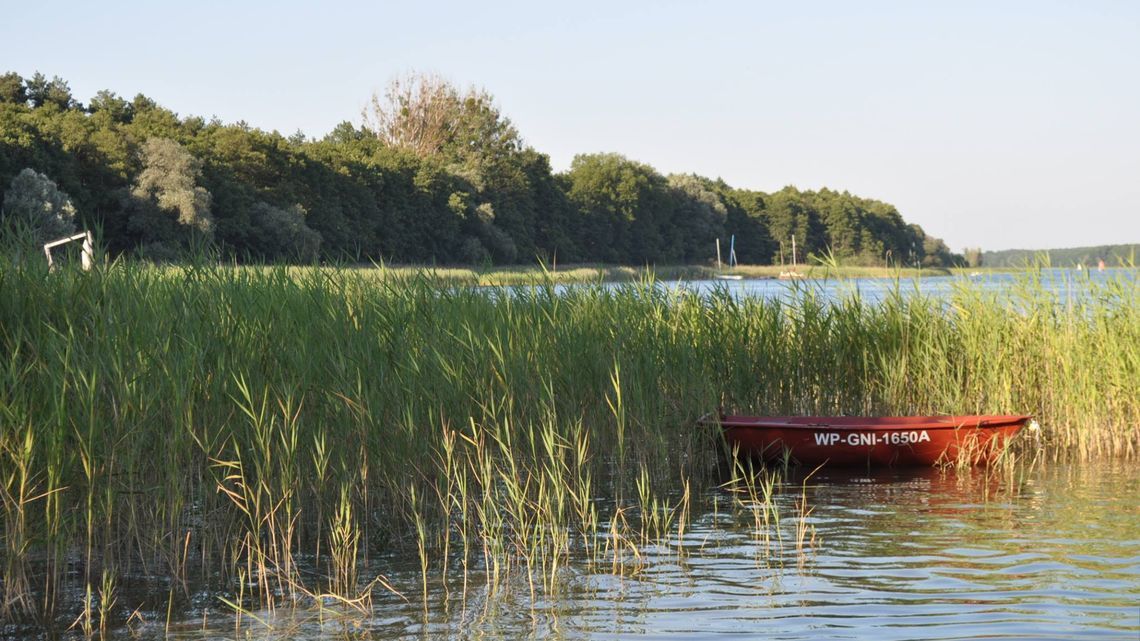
43, 231, 94, 270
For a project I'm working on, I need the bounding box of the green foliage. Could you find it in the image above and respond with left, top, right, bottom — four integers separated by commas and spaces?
1, 167, 77, 244
0, 72, 26, 104
129, 137, 213, 250
741, 186, 948, 267
667, 174, 727, 262
0, 71, 957, 267
763, 187, 820, 262
963, 247, 984, 268
248, 201, 321, 262
25, 72, 75, 110
87, 90, 132, 123
920, 233, 957, 268
563, 152, 675, 262
724, 188, 775, 263
982, 244, 1139, 268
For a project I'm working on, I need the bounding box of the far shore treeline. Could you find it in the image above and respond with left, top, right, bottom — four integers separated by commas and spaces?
0, 71, 959, 267
982, 244, 1139, 269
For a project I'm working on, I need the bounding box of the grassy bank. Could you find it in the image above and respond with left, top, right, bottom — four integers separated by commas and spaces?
0, 261, 1136, 630
345, 261, 945, 285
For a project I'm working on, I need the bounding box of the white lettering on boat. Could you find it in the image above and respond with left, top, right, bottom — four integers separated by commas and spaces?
813, 431, 931, 447
813, 432, 842, 446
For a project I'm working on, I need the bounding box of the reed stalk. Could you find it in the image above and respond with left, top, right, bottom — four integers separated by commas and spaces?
0, 259, 1134, 632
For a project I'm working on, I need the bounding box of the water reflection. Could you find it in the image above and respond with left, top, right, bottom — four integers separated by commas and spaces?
149, 462, 1140, 640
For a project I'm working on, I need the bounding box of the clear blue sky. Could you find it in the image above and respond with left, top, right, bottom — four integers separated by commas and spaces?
3, 0, 1138, 251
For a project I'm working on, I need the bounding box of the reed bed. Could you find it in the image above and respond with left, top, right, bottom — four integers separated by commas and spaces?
0, 260, 1136, 632
278, 261, 940, 286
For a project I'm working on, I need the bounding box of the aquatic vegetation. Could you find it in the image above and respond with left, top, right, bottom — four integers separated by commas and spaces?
0, 261, 1135, 633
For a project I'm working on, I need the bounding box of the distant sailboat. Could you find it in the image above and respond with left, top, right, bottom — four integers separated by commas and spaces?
715, 236, 742, 280
778, 234, 803, 279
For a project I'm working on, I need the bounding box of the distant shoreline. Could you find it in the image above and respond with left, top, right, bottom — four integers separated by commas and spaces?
327, 262, 1140, 286
302, 262, 949, 286
153, 260, 1138, 287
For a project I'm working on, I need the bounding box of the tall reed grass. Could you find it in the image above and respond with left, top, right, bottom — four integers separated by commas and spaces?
0, 260, 1135, 631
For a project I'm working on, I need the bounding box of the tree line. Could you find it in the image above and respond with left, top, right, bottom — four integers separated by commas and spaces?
981, 244, 1137, 268
0, 71, 959, 266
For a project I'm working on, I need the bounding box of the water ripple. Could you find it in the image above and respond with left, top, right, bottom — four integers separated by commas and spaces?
163, 463, 1140, 640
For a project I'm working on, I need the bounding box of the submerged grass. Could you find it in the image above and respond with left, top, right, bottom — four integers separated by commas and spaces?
0, 259, 1136, 632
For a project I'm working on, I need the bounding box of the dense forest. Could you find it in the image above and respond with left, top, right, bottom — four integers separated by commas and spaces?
0, 71, 959, 266
980, 244, 1138, 268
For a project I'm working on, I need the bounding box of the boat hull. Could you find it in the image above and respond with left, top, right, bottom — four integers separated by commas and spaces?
715, 415, 1031, 467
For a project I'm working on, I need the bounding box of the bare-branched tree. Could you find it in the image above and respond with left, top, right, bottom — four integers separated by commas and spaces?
364, 72, 521, 165
364, 72, 461, 157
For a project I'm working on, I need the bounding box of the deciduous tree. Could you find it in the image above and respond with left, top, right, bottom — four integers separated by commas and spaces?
129, 138, 213, 248
364, 73, 460, 158
1, 168, 77, 243
249, 201, 321, 262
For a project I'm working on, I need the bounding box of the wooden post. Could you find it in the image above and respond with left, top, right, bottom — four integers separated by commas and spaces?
715, 238, 722, 269
791, 235, 797, 267
81, 231, 93, 271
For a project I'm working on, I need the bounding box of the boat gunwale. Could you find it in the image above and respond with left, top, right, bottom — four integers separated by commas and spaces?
709, 414, 1032, 432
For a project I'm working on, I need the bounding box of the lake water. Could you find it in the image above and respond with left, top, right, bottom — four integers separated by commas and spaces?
502, 267, 1135, 306
158, 462, 1140, 641
655, 268, 1135, 304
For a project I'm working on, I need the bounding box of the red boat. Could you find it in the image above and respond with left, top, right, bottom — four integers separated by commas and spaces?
709, 414, 1034, 467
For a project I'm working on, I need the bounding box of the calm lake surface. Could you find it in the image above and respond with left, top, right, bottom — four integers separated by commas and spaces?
651, 268, 1136, 304
158, 462, 1140, 641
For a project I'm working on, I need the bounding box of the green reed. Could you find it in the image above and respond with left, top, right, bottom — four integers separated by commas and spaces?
0, 260, 1136, 631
